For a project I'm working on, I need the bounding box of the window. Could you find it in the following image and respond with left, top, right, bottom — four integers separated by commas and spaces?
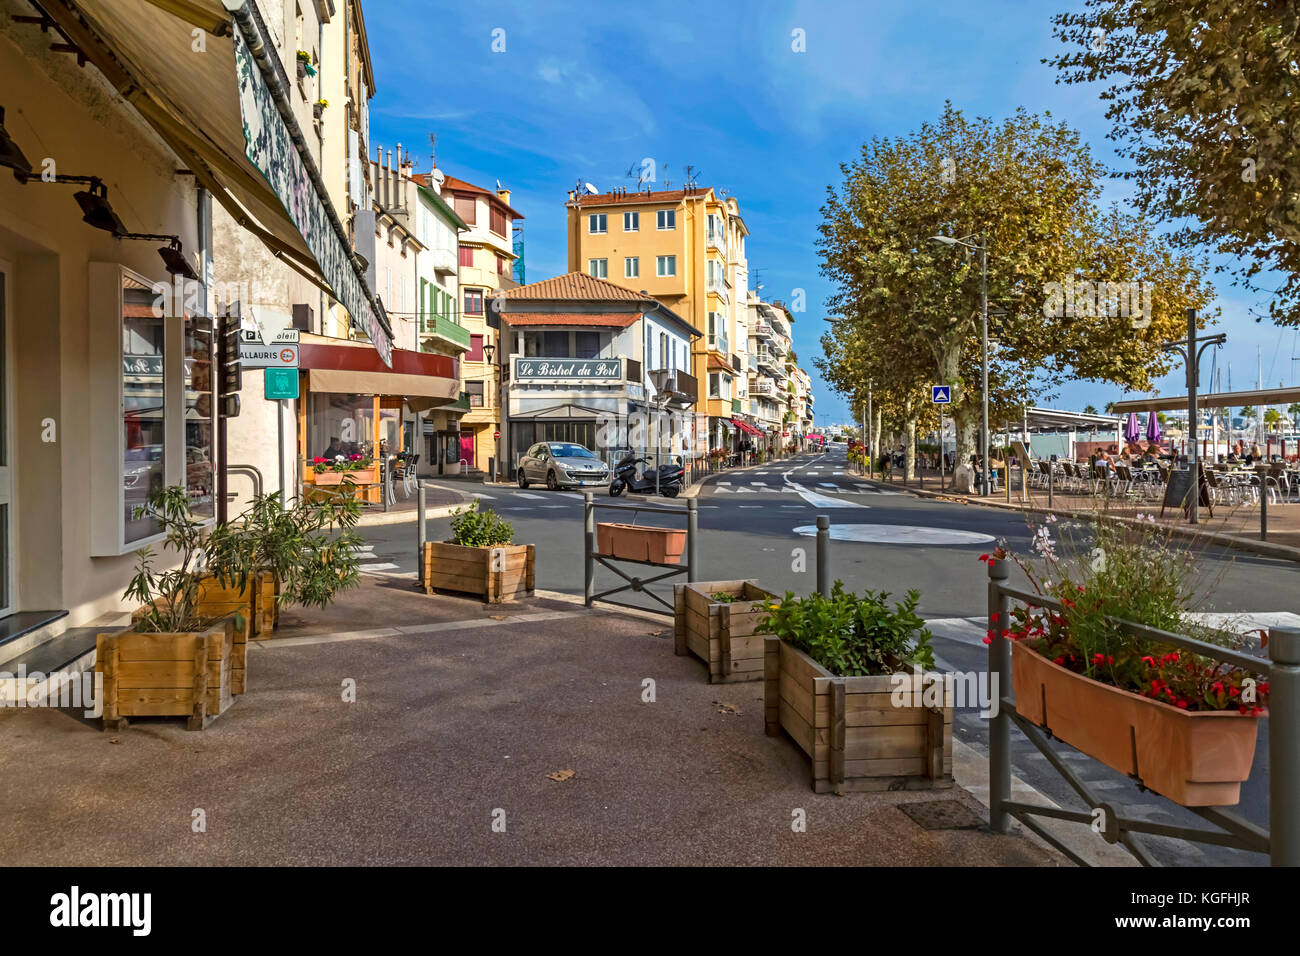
184, 316, 215, 520
623, 211, 639, 232
575, 330, 601, 359
466, 381, 485, 407
490, 206, 507, 237
468, 334, 484, 362
588, 213, 607, 234
542, 330, 569, 356
657, 209, 676, 230
588, 258, 608, 278
707, 213, 720, 239
458, 244, 474, 268
308, 392, 376, 463
453, 193, 476, 225
498, 254, 507, 277
659, 332, 668, 370
464, 288, 484, 316
656, 255, 676, 277
122, 279, 166, 543
624, 256, 639, 278
708, 373, 720, 399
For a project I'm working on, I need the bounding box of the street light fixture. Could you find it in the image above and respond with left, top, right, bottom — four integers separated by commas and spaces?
931, 233, 991, 496
482, 340, 501, 482
1159, 310, 1226, 525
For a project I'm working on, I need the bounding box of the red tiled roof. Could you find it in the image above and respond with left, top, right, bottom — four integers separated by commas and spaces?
570, 186, 713, 207
440, 174, 524, 218
499, 312, 640, 328
707, 354, 733, 373
501, 272, 656, 304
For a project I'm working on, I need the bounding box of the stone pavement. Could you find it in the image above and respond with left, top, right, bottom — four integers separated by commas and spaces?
0, 577, 1061, 867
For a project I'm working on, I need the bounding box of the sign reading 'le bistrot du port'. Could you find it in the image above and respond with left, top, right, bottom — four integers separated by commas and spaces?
514, 358, 622, 381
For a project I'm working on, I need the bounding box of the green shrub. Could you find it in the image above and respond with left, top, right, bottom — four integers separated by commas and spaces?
449, 501, 514, 547
758, 581, 934, 677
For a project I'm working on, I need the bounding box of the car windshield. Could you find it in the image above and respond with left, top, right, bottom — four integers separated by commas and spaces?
549, 443, 596, 459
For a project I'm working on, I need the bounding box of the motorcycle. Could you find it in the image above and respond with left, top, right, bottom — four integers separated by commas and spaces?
608, 455, 684, 498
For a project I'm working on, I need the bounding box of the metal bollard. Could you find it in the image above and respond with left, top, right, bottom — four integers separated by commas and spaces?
815, 515, 830, 597
1048, 463, 1054, 508
584, 492, 595, 607
987, 554, 1012, 833
416, 482, 427, 584
1270, 626, 1300, 866
687, 497, 699, 583
1261, 481, 1269, 541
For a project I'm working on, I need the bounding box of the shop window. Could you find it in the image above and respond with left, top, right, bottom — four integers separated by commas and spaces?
308, 393, 375, 462
542, 330, 569, 356
122, 278, 166, 543
184, 316, 215, 520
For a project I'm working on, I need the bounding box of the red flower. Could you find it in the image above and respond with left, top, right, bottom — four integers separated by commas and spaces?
1141, 656, 1156, 666
1175, 699, 1189, 709
982, 636, 992, 645
990, 613, 1000, 623
1230, 687, 1240, 698
978, 554, 991, 564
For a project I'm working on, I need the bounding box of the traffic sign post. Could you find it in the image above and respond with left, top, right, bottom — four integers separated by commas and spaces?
931, 385, 951, 404
264, 367, 299, 400
217, 313, 243, 524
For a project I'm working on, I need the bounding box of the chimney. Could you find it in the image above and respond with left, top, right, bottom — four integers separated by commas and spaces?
497, 187, 511, 206
568, 189, 576, 202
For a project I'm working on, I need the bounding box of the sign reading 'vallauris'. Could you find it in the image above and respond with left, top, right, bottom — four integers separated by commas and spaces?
513, 358, 623, 382
233, 29, 392, 367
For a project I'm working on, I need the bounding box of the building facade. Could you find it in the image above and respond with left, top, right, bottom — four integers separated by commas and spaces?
497, 273, 698, 475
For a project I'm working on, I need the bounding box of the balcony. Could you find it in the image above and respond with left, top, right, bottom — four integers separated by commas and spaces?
707, 230, 727, 254
707, 277, 729, 305
432, 248, 457, 276
651, 367, 699, 404
752, 321, 774, 339
749, 379, 774, 396
419, 315, 471, 351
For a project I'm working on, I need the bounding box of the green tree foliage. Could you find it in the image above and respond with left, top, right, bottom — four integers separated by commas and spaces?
1049, 1, 1300, 325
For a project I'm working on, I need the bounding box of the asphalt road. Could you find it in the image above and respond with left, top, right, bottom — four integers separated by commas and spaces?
360, 444, 1298, 867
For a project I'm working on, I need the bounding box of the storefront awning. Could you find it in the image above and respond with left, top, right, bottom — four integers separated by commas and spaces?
301, 337, 458, 402
734, 419, 763, 437
50, 0, 393, 364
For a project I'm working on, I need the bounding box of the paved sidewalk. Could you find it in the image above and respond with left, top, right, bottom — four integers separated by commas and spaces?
0, 578, 1060, 867
356, 481, 475, 527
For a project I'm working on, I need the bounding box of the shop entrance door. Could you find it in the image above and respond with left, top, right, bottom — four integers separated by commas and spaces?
459, 432, 475, 469
0, 266, 14, 615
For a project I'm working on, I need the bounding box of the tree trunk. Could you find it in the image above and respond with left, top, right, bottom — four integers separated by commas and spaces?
904, 417, 917, 480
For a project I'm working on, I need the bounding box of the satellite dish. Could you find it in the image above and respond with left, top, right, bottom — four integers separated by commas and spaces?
583, 182, 599, 195
496, 179, 503, 190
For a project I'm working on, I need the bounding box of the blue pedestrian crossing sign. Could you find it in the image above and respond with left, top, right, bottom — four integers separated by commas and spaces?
932, 385, 952, 404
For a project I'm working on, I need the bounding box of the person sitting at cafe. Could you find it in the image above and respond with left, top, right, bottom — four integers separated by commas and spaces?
320, 437, 343, 459
1248, 442, 1263, 464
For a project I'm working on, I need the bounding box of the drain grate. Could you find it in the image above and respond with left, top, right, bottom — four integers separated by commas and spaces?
898, 799, 986, 831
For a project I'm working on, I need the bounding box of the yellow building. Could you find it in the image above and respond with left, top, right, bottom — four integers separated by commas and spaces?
566, 186, 748, 453
442, 174, 523, 474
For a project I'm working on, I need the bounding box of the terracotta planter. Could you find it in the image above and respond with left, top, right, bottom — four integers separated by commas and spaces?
596, 522, 685, 564
1011, 641, 1260, 806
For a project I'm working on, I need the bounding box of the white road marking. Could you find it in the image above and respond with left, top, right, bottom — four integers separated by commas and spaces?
359, 562, 399, 572
514, 492, 546, 499
818, 483, 837, 488
472, 492, 496, 500
792, 524, 995, 545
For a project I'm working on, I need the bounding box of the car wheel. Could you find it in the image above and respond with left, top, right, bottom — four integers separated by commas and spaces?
546, 470, 559, 491
517, 468, 529, 488
609, 479, 624, 497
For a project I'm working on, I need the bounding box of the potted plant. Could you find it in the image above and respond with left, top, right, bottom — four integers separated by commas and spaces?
295, 49, 315, 79
205, 487, 364, 635
596, 521, 686, 564
306, 453, 377, 486
101, 487, 247, 730
673, 580, 779, 683
314, 98, 328, 120
995, 514, 1268, 806
759, 583, 952, 794
423, 501, 535, 603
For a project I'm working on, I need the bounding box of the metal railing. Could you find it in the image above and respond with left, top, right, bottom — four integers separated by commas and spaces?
582, 494, 698, 613
986, 556, 1299, 865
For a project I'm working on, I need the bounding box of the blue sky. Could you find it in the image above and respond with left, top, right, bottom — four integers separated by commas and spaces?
364, 0, 1300, 426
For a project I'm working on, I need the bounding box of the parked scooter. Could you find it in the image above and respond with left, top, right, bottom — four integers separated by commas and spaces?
609, 455, 685, 498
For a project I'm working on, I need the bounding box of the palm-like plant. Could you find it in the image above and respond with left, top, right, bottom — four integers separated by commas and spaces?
124, 487, 217, 632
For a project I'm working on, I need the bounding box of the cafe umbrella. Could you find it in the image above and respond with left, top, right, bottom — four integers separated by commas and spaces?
1124, 412, 1141, 448
1146, 411, 1162, 444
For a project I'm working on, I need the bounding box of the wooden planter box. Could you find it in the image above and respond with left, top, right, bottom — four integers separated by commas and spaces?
96, 614, 245, 731
596, 522, 685, 564
305, 466, 377, 486
132, 572, 275, 643
764, 637, 953, 794
674, 580, 777, 683
421, 541, 535, 603
1011, 641, 1260, 806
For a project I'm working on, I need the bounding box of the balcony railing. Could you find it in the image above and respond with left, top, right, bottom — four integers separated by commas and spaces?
750, 379, 774, 396
752, 321, 774, 339
707, 277, 729, 304
707, 231, 727, 253
419, 315, 472, 351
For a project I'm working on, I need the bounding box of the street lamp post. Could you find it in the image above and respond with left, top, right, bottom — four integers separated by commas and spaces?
1159, 310, 1225, 525
483, 341, 501, 483
931, 234, 990, 496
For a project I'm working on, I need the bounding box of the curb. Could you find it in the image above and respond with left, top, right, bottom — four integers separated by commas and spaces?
356, 482, 477, 527
857, 479, 1300, 563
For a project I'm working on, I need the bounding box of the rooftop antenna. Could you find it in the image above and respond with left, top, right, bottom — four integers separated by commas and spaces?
684, 164, 699, 188
427, 132, 437, 171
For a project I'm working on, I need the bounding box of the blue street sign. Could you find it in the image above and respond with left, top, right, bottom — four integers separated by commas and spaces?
932, 385, 951, 404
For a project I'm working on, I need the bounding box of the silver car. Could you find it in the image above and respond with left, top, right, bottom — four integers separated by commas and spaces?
517, 442, 610, 490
